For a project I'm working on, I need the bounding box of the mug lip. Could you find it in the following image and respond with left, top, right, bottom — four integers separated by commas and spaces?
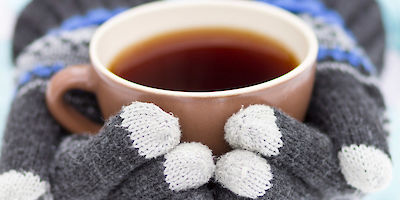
90, 0, 318, 98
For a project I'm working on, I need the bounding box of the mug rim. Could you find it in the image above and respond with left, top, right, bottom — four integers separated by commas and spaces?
90, 0, 318, 98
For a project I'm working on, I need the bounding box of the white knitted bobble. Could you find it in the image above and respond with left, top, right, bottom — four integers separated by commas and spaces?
0, 170, 49, 200
338, 144, 393, 193
224, 105, 283, 157
164, 142, 215, 191
215, 150, 273, 199
120, 102, 181, 159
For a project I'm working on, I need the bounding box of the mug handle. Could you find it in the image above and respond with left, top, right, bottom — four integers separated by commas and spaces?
46, 65, 102, 134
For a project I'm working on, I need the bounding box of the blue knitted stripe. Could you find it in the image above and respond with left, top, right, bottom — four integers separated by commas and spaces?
17, 49, 373, 87
318, 47, 375, 73
49, 1, 348, 36
41, 1, 374, 76
258, 0, 347, 30
48, 7, 127, 35
18, 64, 65, 87
260, 0, 376, 74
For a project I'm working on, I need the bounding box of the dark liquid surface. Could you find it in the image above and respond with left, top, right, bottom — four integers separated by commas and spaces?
110, 28, 298, 92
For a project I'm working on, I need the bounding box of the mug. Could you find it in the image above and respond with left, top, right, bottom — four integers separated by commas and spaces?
46, 0, 318, 155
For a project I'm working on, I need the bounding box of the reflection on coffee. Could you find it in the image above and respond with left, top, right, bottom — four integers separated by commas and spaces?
110, 28, 298, 92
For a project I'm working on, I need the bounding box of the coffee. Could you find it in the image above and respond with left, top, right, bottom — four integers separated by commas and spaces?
110, 28, 298, 92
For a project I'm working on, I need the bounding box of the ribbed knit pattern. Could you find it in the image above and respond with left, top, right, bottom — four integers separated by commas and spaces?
321, 0, 386, 70
15, 26, 95, 80
12, 0, 156, 59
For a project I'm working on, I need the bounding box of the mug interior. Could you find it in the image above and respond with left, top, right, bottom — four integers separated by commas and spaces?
90, 0, 318, 97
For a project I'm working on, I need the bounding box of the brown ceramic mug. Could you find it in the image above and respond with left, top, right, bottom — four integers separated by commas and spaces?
46, 0, 318, 155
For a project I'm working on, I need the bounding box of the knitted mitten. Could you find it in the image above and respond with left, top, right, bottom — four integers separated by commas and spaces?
50, 102, 214, 200
1, 0, 216, 199
213, 0, 392, 199
1, 96, 215, 200
0, 0, 392, 199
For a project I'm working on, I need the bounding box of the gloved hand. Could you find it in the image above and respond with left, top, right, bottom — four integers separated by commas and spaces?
51, 101, 215, 200
214, 101, 391, 200
1, 86, 215, 200
0, 0, 392, 199
213, 0, 392, 199
1, 0, 217, 199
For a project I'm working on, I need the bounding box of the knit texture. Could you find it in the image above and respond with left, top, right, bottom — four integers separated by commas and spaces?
321, 0, 386, 70
215, 150, 273, 199
0, 0, 392, 199
224, 105, 283, 157
0, 170, 50, 200
338, 144, 393, 193
106, 156, 214, 200
163, 143, 215, 191
120, 102, 181, 159
50, 102, 215, 200
12, 0, 154, 60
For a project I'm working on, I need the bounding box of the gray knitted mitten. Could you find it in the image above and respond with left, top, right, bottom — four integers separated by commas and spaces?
1, 94, 215, 200
213, 0, 392, 199
1, 0, 218, 198
0, 0, 392, 199
50, 102, 215, 200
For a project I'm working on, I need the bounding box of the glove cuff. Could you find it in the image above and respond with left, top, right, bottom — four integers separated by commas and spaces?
321, 0, 386, 70
12, 0, 158, 60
